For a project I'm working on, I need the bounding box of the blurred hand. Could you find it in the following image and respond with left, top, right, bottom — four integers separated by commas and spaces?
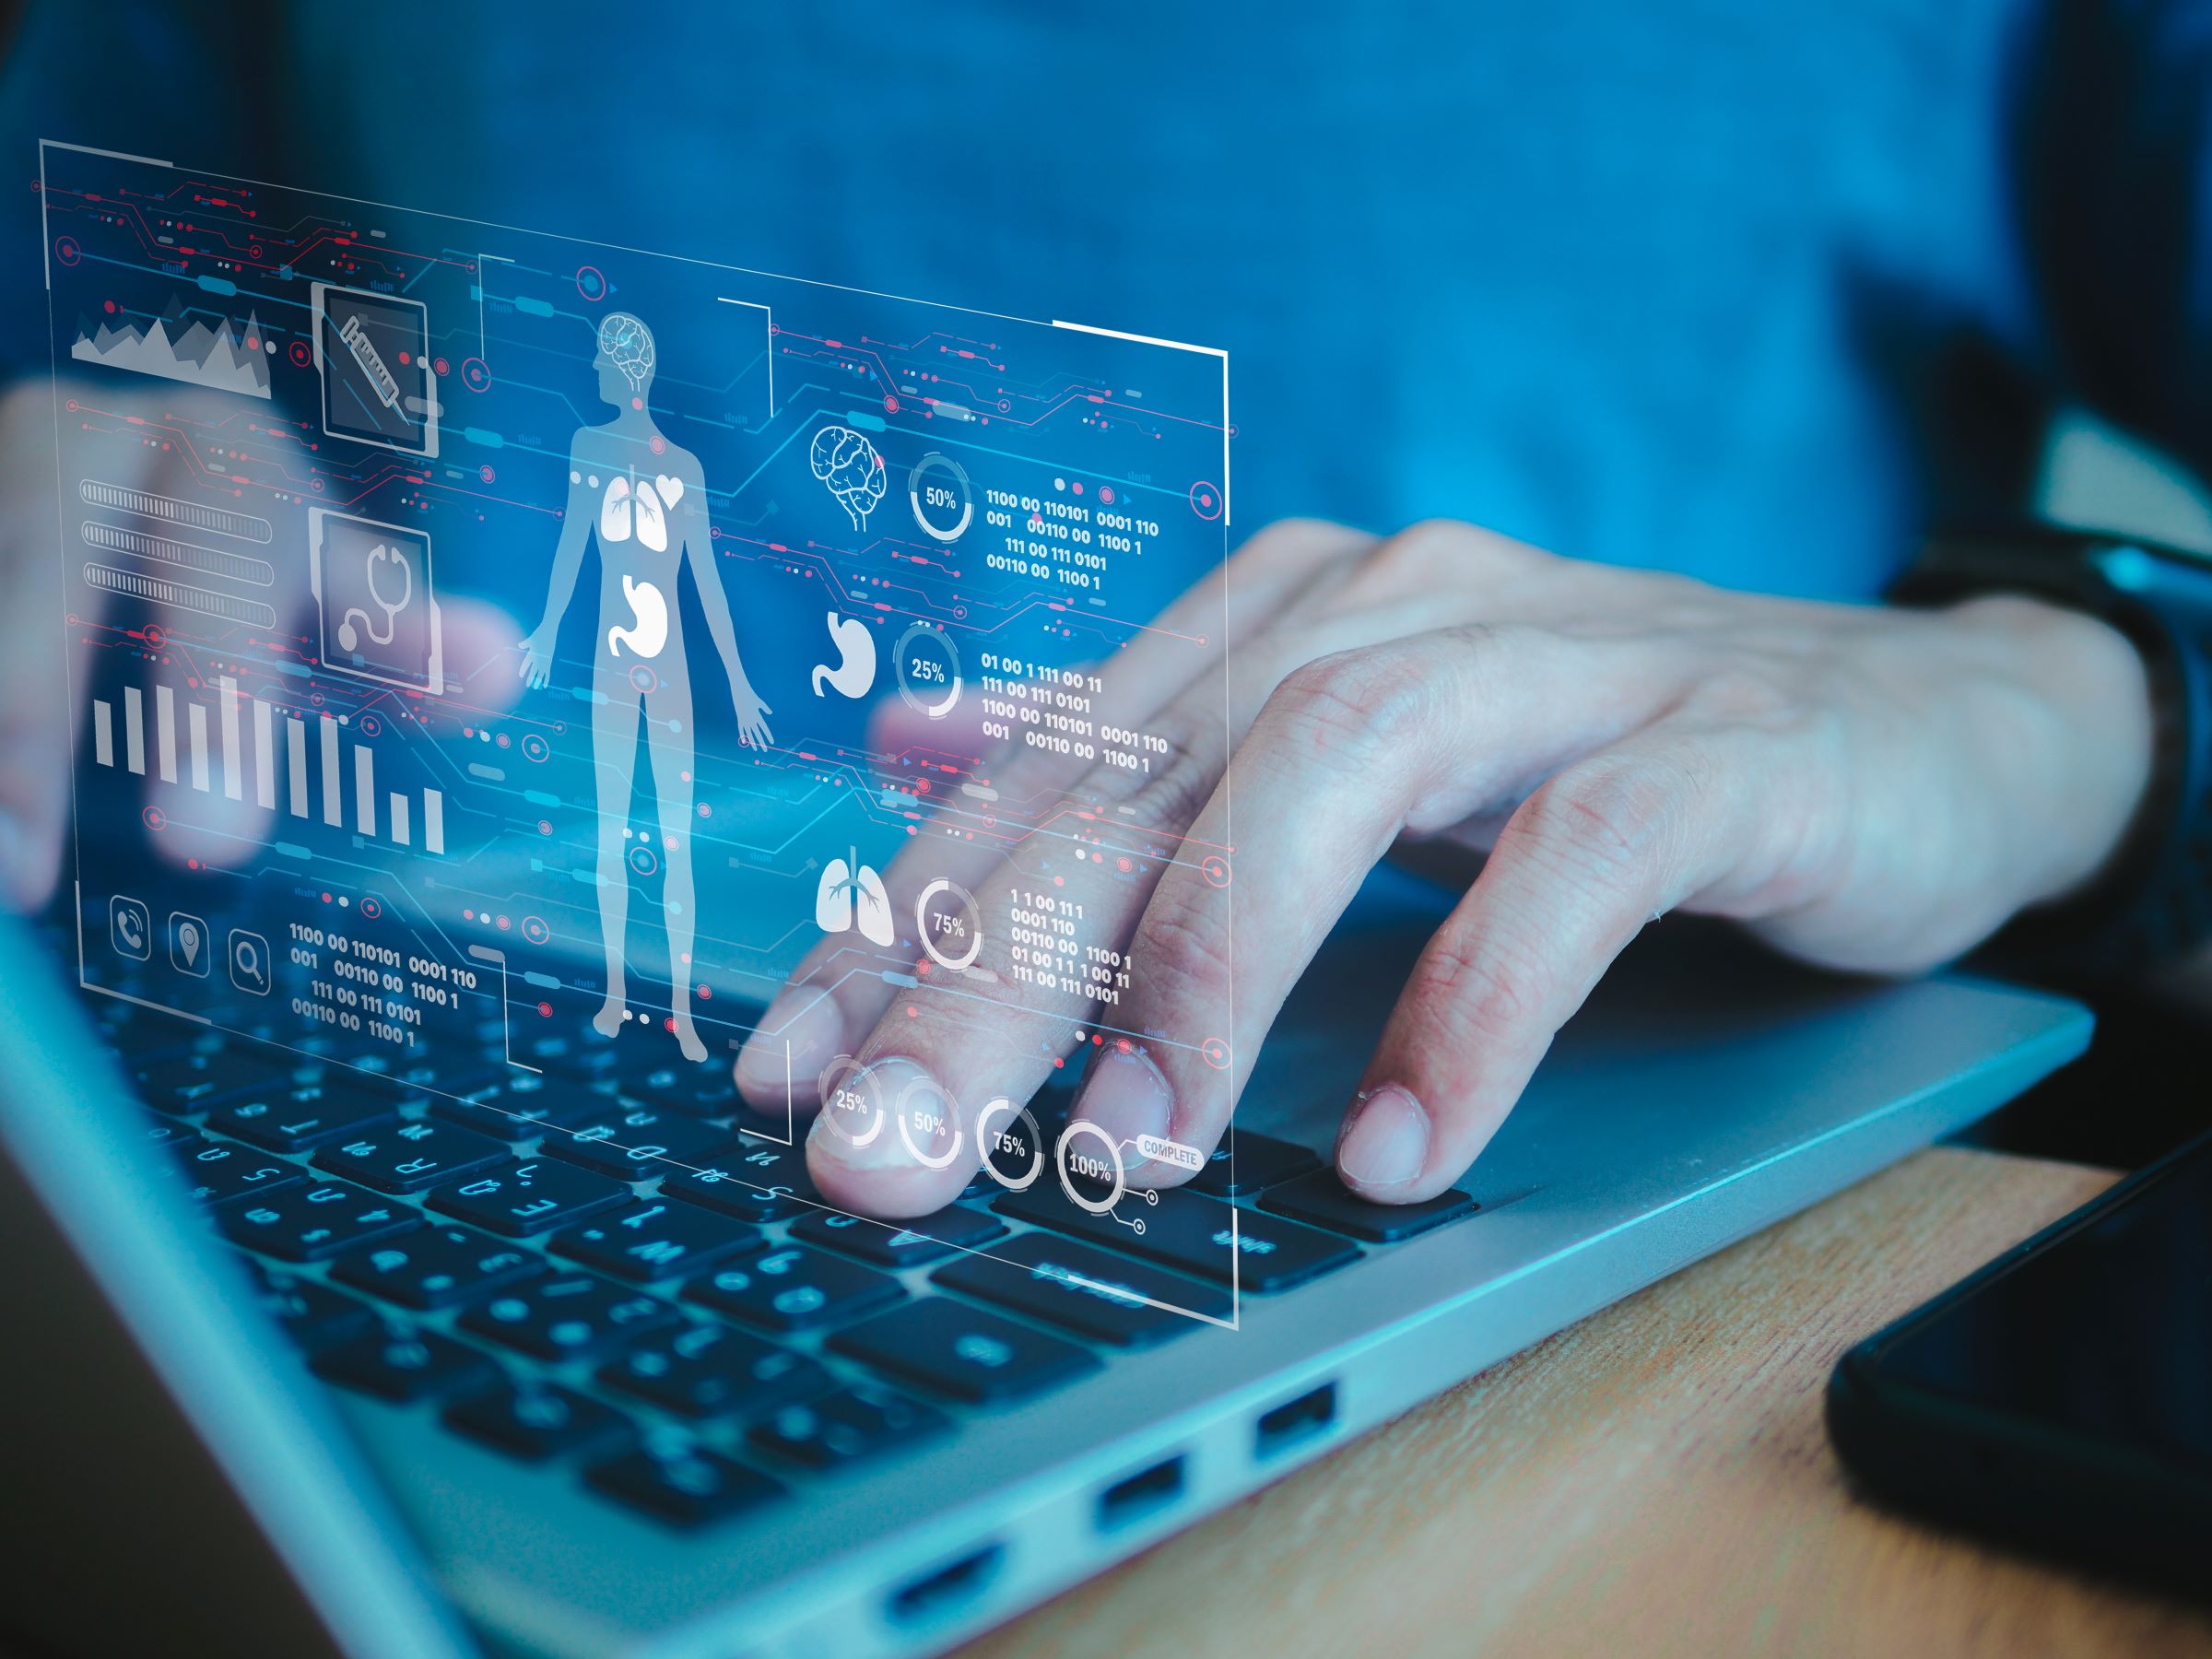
0, 377, 525, 911
737, 517, 2153, 1216
0, 377, 144, 911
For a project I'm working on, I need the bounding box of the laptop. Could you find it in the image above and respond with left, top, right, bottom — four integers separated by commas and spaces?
4, 142, 2094, 1656
3, 879, 2087, 1658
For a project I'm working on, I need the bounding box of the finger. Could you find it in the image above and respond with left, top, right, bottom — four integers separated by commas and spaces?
735, 522, 1371, 1111
801, 666, 1244, 1216
740, 548, 1413, 1124
1336, 721, 1771, 1200
1065, 625, 1698, 1194
851, 515, 1359, 779
0, 382, 98, 908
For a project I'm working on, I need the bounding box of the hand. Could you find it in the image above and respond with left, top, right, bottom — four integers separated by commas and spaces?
731, 682, 774, 750
735, 518, 2152, 1218
0, 376, 526, 910
518, 626, 557, 690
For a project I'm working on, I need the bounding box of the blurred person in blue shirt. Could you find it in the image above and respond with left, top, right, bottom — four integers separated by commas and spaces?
0, 3, 2175, 1208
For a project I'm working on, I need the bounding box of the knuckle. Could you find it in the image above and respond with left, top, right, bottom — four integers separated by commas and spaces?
1336, 520, 1548, 602
1686, 664, 1799, 727
1345, 524, 1449, 594
1132, 880, 1236, 1008
1268, 647, 1432, 763
1232, 516, 1365, 575
1095, 701, 1218, 830
1408, 924, 1551, 1054
1514, 760, 1679, 887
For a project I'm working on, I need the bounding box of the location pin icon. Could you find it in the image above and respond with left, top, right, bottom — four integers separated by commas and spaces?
180, 921, 200, 967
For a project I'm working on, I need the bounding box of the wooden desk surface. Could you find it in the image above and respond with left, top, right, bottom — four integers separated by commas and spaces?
959, 1147, 2212, 1658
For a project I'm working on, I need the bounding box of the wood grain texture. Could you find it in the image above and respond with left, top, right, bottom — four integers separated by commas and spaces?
957, 1148, 2212, 1658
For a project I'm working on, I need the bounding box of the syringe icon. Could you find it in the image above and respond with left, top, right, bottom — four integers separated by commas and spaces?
337, 312, 403, 413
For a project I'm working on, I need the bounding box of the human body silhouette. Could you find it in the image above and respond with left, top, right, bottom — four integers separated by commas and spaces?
521, 312, 772, 1063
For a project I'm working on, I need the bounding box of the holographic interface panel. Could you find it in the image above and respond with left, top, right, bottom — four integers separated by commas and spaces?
41, 141, 1238, 1324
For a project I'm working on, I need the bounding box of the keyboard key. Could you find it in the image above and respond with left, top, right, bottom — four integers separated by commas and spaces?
426, 1158, 631, 1238
584, 1444, 782, 1529
108, 1016, 199, 1060
994, 1182, 1359, 1292
598, 1324, 831, 1419
683, 1245, 904, 1333
549, 1201, 759, 1283
140, 1117, 197, 1147
312, 1119, 511, 1194
1258, 1169, 1477, 1242
747, 1386, 948, 1471
618, 1062, 743, 1119
205, 1079, 396, 1153
133, 1050, 279, 1114
330, 1224, 541, 1310
1189, 1129, 1322, 1198
311, 1326, 500, 1404
533, 1041, 628, 1090
218, 1179, 422, 1263
541, 1108, 736, 1181
241, 1260, 379, 1349
443, 1382, 635, 1463
170, 1137, 305, 1206
429, 1072, 610, 1141
932, 1232, 1225, 1346
828, 1300, 1100, 1405
791, 1204, 1006, 1268
457, 1271, 681, 1360
659, 1137, 819, 1224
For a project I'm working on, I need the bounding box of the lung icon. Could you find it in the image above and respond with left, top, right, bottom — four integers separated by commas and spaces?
811, 611, 877, 699
600, 474, 675, 552
606, 573, 668, 659
816, 847, 894, 947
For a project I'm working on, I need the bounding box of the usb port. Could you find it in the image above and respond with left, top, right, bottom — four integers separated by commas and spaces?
1097, 1454, 1186, 1530
888, 1544, 1003, 1623
1254, 1382, 1337, 1459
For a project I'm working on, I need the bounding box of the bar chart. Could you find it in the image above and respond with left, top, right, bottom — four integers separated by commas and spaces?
90, 677, 446, 854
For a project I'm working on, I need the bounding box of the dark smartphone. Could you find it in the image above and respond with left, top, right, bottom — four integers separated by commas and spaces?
1828, 1128, 2212, 1596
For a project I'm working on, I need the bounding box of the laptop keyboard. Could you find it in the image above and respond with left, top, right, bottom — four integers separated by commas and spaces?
99, 1005, 1478, 1531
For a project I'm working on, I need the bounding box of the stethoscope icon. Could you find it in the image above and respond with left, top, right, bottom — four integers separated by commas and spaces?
338, 541, 412, 652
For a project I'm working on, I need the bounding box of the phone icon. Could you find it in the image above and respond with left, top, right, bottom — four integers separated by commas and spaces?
110, 895, 150, 961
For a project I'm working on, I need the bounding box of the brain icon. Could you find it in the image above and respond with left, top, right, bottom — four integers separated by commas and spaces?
597, 312, 656, 392
809, 424, 888, 530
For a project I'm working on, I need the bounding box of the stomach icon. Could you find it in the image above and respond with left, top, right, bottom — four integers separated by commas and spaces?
606, 574, 668, 659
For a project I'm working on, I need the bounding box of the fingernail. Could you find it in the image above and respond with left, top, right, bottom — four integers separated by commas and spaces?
806, 1055, 942, 1175
737, 993, 841, 1093
1336, 1085, 1430, 1191
1071, 1044, 1174, 1171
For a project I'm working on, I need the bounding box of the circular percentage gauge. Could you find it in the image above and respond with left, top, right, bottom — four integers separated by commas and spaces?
816, 1053, 886, 1149
975, 1096, 1044, 1190
1056, 1118, 1126, 1215
894, 622, 962, 720
907, 452, 974, 544
895, 1072, 966, 1171
915, 877, 983, 972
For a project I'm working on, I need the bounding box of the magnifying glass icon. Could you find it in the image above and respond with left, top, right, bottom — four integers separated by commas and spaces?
229, 930, 271, 995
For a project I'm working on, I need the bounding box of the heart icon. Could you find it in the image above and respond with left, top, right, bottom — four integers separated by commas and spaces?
653, 474, 684, 510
